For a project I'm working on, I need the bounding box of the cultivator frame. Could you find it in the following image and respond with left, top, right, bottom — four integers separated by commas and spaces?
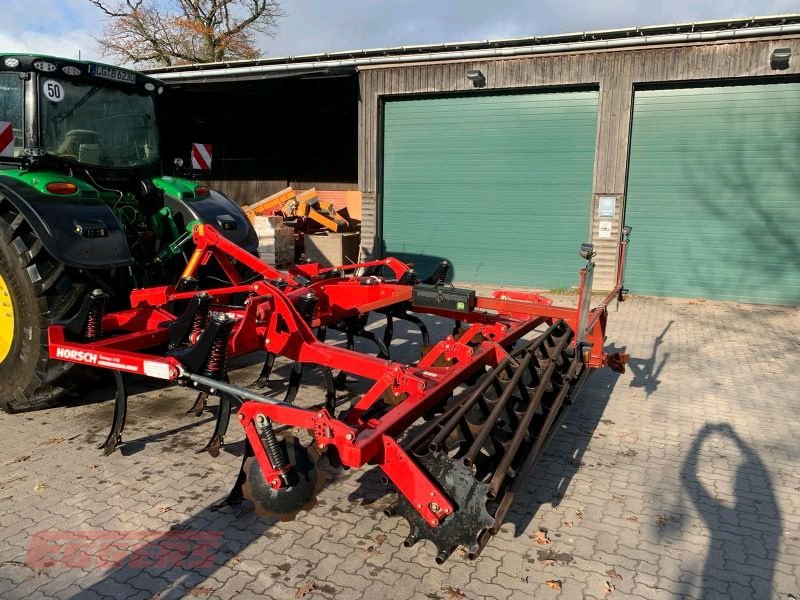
48, 224, 631, 562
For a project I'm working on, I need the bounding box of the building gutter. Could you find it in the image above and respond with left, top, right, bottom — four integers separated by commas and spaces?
153, 23, 800, 82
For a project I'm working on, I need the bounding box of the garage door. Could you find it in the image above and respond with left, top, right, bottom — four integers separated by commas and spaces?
382, 91, 598, 288
625, 83, 800, 304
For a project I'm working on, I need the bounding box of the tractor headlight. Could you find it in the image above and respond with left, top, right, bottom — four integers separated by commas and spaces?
33, 60, 57, 73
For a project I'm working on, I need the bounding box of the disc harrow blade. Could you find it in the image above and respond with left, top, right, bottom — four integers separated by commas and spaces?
240, 436, 324, 521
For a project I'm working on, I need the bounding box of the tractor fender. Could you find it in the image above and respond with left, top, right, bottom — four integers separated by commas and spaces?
164, 189, 258, 252
0, 178, 132, 269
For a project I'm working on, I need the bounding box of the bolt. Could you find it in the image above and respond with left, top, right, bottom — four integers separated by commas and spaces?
429, 519, 437, 526
429, 492, 435, 497
429, 502, 440, 513
271, 478, 280, 487
345, 433, 353, 440
255, 414, 266, 426
317, 443, 325, 449
238, 414, 245, 421
416, 503, 422, 509
444, 508, 450, 514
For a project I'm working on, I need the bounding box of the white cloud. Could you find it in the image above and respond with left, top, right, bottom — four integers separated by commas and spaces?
0, 0, 104, 61
0, 29, 101, 62
264, 0, 800, 56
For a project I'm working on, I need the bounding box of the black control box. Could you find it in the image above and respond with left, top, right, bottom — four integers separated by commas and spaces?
412, 284, 476, 313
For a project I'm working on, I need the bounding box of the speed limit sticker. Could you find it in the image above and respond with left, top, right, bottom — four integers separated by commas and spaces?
43, 80, 65, 102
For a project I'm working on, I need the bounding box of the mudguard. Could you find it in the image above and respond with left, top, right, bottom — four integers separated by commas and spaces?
0, 177, 131, 269
163, 188, 258, 252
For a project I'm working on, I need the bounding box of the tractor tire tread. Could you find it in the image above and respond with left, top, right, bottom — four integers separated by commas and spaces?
0, 200, 83, 413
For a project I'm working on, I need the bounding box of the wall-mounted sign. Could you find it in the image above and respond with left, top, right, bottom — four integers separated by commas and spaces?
598, 220, 613, 239
598, 196, 616, 218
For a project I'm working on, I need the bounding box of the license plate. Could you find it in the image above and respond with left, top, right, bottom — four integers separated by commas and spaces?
88, 63, 136, 85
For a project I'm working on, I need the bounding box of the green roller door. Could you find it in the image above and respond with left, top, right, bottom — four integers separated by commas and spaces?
626, 83, 800, 304
381, 91, 597, 288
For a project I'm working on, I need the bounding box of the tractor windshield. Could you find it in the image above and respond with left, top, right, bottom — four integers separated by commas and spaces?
40, 78, 159, 169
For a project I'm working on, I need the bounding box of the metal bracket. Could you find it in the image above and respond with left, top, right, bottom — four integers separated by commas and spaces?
380, 436, 454, 527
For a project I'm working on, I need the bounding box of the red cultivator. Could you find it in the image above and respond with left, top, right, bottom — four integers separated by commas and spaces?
48, 224, 631, 563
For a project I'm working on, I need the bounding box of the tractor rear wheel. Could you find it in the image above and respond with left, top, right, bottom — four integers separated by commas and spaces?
0, 198, 85, 412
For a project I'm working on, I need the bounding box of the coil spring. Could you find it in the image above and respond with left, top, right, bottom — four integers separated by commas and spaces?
84, 290, 107, 340
191, 294, 211, 339
203, 320, 232, 378
260, 419, 289, 471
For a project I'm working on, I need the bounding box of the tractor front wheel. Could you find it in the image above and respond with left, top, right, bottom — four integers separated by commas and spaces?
0, 200, 85, 412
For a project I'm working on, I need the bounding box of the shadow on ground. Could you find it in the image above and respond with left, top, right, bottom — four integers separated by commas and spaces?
674, 422, 781, 599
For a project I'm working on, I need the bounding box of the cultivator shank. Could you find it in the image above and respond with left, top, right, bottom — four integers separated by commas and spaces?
48, 224, 631, 561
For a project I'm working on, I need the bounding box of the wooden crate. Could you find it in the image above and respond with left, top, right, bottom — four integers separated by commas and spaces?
303, 232, 360, 267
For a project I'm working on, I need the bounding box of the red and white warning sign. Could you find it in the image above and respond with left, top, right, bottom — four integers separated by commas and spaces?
0, 122, 14, 158
190, 143, 212, 171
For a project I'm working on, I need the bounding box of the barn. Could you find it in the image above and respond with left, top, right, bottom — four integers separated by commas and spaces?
149, 15, 800, 303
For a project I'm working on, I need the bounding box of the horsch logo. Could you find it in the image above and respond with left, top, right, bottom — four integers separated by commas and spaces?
55, 347, 98, 364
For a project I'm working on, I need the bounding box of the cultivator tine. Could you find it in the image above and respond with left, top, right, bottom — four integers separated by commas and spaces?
333, 329, 356, 389
99, 372, 128, 456
390, 320, 580, 561
224, 438, 255, 507
398, 312, 430, 347
169, 315, 236, 454
383, 314, 394, 349
361, 329, 390, 360
187, 392, 208, 416
382, 309, 430, 357
200, 388, 233, 457
284, 362, 304, 404
253, 352, 277, 388
322, 368, 337, 415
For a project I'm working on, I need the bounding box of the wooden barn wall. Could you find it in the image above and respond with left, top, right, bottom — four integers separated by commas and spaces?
358, 37, 800, 288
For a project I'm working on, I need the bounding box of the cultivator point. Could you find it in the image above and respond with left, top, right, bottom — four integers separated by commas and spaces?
48, 224, 631, 562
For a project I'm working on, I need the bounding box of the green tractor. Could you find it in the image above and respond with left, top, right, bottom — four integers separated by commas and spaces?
0, 54, 257, 412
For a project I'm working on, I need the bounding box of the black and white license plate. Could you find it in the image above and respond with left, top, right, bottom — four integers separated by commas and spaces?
88, 63, 136, 84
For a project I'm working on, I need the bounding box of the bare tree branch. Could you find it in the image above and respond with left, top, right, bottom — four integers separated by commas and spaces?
88, 0, 284, 66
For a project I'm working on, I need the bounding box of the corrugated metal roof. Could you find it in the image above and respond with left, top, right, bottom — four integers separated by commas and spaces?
145, 13, 800, 76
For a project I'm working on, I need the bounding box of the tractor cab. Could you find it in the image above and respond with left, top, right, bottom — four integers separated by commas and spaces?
0, 55, 257, 413
0, 54, 256, 259
0, 55, 162, 172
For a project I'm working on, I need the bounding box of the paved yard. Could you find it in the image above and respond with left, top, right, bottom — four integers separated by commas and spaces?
0, 295, 798, 600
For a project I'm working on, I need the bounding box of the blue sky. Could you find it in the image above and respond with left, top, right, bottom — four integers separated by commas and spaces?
2, 0, 799, 62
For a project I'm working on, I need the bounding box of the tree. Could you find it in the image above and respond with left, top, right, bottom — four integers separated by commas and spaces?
89, 0, 284, 66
